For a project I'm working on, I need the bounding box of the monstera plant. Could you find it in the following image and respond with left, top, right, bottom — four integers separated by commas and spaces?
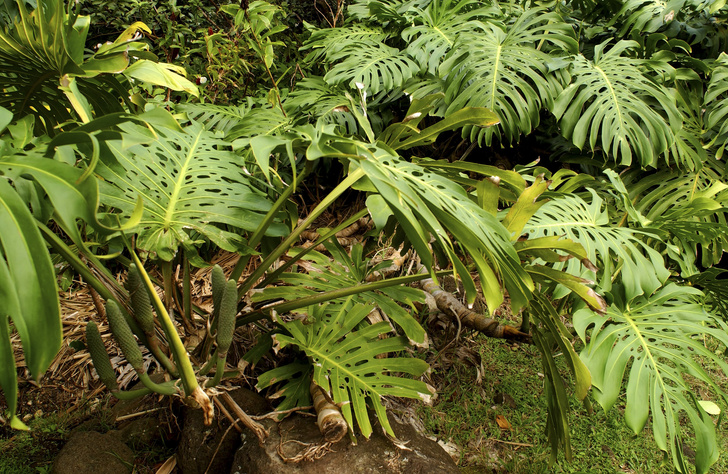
3, 0, 728, 473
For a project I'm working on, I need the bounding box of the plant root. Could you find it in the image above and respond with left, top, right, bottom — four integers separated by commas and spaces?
419, 277, 531, 343
218, 391, 268, 443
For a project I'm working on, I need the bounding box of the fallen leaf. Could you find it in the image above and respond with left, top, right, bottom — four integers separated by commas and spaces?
496, 414, 511, 430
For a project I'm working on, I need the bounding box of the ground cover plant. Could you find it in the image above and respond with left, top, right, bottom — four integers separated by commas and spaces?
2, 0, 728, 472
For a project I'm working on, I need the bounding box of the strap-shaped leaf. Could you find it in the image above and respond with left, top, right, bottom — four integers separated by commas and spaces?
574, 284, 728, 474
551, 40, 681, 167
265, 303, 432, 438
98, 120, 283, 261
0, 178, 61, 427
524, 189, 670, 301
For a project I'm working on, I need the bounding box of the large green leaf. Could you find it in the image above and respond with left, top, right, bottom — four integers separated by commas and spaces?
301, 23, 390, 63
574, 284, 728, 474
324, 44, 420, 95
259, 302, 432, 438
356, 144, 534, 313
0, 178, 61, 428
98, 119, 284, 261
440, 8, 576, 145
402, 0, 495, 74
619, 163, 728, 274
551, 40, 682, 167
252, 242, 427, 346
523, 189, 670, 301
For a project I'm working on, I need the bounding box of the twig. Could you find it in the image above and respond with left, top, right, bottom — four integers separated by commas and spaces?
115, 407, 164, 422
487, 438, 533, 447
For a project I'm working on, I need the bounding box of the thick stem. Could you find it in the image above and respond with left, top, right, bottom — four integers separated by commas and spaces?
183, 254, 192, 329
39, 223, 145, 341
238, 271, 445, 326
420, 277, 531, 343
237, 168, 365, 300
130, 251, 200, 397
229, 162, 312, 282
256, 208, 369, 289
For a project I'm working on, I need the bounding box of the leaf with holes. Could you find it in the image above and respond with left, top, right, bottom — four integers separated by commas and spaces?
253, 241, 427, 346
524, 189, 669, 301
551, 40, 681, 167
98, 119, 284, 261
574, 284, 728, 474
263, 302, 432, 438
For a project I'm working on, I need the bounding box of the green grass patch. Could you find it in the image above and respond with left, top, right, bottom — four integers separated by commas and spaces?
418, 334, 728, 473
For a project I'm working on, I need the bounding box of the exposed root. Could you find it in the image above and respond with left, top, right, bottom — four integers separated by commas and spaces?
419, 277, 531, 343
190, 385, 215, 426
218, 391, 269, 444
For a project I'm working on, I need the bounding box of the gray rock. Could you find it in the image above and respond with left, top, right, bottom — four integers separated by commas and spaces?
51, 431, 134, 474
177, 388, 270, 474
230, 414, 459, 474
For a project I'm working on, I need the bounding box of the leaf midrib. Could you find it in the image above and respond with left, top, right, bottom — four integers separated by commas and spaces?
163, 128, 203, 228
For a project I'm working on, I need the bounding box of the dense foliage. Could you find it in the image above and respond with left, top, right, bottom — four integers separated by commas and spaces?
2, 0, 728, 472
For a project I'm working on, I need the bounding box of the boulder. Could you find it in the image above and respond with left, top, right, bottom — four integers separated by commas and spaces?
230, 414, 459, 474
51, 431, 134, 474
177, 388, 269, 474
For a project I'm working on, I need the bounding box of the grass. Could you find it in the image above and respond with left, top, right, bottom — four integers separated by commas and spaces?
0, 412, 75, 474
0, 396, 175, 474
417, 333, 728, 473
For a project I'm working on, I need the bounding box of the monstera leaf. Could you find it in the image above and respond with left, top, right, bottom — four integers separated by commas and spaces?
175, 101, 252, 136
252, 241, 427, 346
284, 77, 360, 136
440, 8, 576, 145
402, 0, 494, 74
301, 23, 391, 63
258, 303, 432, 438
324, 44, 420, 95
574, 284, 728, 474
356, 145, 534, 313
619, 163, 728, 273
551, 40, 682, 167
98, 119, 284, 261
524, 189, 670, 301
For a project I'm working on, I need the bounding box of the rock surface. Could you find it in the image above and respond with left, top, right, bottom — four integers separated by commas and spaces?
177, 388, 270, 474
51, 431, 134, 474
230, 414, 459, 474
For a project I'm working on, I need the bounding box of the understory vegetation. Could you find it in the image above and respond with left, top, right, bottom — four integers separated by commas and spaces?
2, 0, 728, 472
